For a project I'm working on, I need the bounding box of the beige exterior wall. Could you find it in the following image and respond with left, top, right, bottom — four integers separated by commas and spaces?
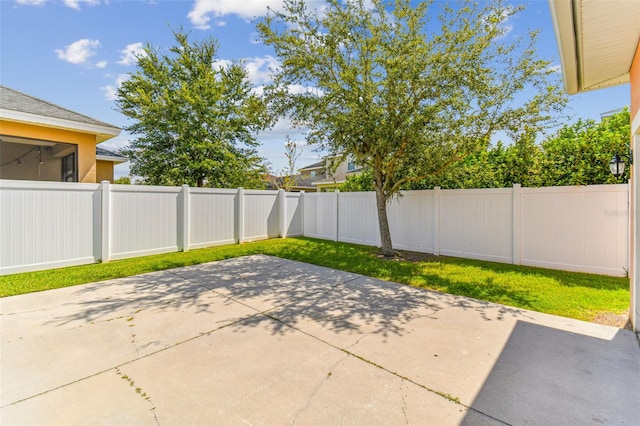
631, 42, 640, 122
0, 120, 97, 183
96, 160, 115, 183
630, 42, 640, 330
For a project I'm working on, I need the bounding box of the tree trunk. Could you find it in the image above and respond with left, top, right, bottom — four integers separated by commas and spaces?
374, 183, 394, 257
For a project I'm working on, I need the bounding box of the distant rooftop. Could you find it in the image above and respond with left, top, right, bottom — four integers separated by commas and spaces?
299, 160, 325, 171
600, 107, 627, 120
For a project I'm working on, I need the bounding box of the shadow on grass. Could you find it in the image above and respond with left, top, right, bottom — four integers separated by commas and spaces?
267, 238, 540, 311
440, 256, 629, 291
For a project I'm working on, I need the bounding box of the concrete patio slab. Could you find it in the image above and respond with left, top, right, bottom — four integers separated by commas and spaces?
1, 271, 258, 404
172, 254, 361, 312
0, 370, 157, 425
2, 255, 639, 425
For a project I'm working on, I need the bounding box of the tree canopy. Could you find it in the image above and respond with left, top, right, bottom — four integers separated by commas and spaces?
116, 30, 269, 188
539, 109, 631, 186
342, 109, 631, 190
258, 0, 567, 255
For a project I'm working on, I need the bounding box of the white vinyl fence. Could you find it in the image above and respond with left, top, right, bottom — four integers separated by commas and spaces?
302, 184, 629, 276
0, 180, 302, 275
0, 180, 629, 276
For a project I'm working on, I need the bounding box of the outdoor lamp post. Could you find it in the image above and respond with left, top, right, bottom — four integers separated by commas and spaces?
610, 149, 633, 178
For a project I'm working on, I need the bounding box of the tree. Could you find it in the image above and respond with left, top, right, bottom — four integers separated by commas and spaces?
539, 109, 631, 186
116, 30, 269, 188
269, 136, 303, 191
340, 168, 375, 192
113, 176, 132, 185
259, 0, 566, 255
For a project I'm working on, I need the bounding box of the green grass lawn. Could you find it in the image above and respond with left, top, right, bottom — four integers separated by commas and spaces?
0, 237, 629, 323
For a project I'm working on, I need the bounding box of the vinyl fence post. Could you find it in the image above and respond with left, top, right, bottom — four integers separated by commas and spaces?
278, 188, 287, 238
334, 190, 340, 242
300, 191, 305, 237
100, 180, 110, 263
433, 186, 440, 256
179, 184, 190, 252
236, 187, 244, 244
512, 183, 522, 265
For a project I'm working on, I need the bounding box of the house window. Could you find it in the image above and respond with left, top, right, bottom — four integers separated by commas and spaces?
347, 161, 356, 171
310, 171, 316, 177
61, 153, 77, 182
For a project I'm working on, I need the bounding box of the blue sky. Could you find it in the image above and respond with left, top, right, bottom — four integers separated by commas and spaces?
0, 0, 631, 179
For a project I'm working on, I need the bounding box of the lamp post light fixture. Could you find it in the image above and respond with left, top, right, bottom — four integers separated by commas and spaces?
610, 149, 633, 178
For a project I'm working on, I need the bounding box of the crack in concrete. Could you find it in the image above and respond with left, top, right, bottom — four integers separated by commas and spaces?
290, 353, 350, 425
0, 310, 265, 409
400, 380, 409, 426
259, 311, 515, 425
115, 367, 160, 425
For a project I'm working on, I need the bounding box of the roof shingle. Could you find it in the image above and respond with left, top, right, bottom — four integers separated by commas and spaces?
0, 85, 120, 132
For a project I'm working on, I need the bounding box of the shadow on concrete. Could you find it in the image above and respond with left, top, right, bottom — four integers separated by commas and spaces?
43, 270, 218, 326
42, 255, 537, 343
462, 320, 640, 425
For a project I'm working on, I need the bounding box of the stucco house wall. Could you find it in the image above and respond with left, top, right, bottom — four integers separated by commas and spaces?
96, 160, 115, 183
1, 120, 97, 183
0, 86, 124, 183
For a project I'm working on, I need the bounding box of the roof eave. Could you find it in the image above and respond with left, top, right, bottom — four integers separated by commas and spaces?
549, 0, 580, 94
0, 108, 121, 143
96, 155, 128, 164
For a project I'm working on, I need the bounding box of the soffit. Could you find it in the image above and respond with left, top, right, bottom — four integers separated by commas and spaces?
550, 0, 640, 94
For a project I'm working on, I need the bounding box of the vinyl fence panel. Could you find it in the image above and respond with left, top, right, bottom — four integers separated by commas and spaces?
520, 185, 629, 275
388, 190, 435, 253
338, 192, 379, 246
188, 188, 237, 249
243, 190, 279, 242
438, 188, 513, 263
284, 192, 303, 237
109, 185, 181, 260
0, 180, 99, 274
303, 192, 338, 241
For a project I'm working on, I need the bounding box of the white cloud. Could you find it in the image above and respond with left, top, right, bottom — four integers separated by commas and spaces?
243, 55, 280, 85
101, 73, 130, 101
255, 117, 323, 172
212, 56, 280, 88
548, 64, 562, 74
212, 58, 233, 71
16, 0, 46, 6
64, 0, 101, 10
55, 39, 101, 64
288, 84, 324, 97
188, 0, 326, 29
249, 32, 262, 45
117, 42, 145, 66
96, 60, 107, 68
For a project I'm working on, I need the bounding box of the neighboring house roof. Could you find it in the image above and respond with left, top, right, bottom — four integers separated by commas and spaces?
311, 168, 362, 187
96, 146, 128, 164
549, 0, 640, 94
0, 85, 121, 142
266, 173, 323, 191
299, 160, 325, 171
293, 173, 325, 188
600, 107, 627, 120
